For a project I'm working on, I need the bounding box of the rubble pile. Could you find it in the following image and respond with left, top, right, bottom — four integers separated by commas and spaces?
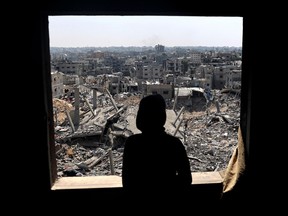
53, 98, 73, 125
55, 90, 241, 177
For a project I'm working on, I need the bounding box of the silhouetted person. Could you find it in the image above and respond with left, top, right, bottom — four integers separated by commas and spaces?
122, 94, 192, 202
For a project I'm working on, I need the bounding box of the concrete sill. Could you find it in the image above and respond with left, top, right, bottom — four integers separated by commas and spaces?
51, 171, 223, 190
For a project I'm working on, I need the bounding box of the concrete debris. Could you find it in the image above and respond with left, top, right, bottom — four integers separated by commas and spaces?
55, 89, 241, 177
53, 98, 73, 125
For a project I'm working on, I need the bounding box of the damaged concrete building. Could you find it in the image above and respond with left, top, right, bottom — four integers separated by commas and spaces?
53, 75, 241, 179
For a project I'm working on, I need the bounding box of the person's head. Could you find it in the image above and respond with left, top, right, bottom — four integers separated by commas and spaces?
136, 94, 166, 133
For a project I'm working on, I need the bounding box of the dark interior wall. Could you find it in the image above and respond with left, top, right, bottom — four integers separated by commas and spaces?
21, 0, 274, 211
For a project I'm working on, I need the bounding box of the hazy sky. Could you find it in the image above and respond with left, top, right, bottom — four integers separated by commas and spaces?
48, 16, 243, 47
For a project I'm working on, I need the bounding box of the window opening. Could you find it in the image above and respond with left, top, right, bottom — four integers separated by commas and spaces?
48, 15, 243, 178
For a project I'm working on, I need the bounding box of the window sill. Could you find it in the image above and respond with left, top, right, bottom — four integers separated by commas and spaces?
51, 171, 223, 190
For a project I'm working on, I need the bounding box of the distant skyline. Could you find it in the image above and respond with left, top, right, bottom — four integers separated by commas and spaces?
48, 16, 243, 48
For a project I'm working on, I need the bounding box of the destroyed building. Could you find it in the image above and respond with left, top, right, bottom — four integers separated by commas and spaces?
51, 40, 242, 179
53, 82, 241, 178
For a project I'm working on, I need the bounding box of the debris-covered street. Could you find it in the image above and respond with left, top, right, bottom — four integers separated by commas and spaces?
54, 89, 240, 177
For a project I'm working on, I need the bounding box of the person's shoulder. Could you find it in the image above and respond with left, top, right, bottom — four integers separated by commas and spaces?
127, 133, 142, 139
126, 133, 142, 142
164, 132, 180, 140
124, 134, 143, 150
163, 133, 183, 144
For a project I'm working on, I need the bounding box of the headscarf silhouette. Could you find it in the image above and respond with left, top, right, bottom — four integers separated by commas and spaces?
136, 94, 166, 133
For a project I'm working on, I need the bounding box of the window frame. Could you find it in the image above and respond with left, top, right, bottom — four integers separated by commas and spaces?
41, 12, 250, 191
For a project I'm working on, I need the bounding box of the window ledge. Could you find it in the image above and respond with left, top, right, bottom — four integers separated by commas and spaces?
51, 171, 223, 190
